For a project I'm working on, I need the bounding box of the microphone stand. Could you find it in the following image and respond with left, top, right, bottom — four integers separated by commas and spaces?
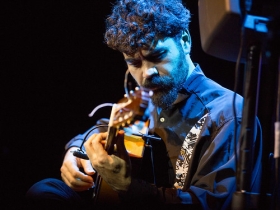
232, 36, 262, 209
232, 7, 280, 208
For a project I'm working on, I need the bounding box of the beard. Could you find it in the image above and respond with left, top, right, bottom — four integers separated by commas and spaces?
143, 52, 189, 110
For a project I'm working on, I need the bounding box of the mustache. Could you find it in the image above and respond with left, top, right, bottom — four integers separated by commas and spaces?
142, 74, 173, 89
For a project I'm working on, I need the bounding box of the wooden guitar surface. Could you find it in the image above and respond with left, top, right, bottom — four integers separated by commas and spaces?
92, 87, 152, 206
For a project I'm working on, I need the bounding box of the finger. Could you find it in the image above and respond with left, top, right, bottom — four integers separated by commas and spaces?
61, 172, 93, 191
61, 163, 94, 186
90, 132, 108, 142
62, 158, 94, 184
116, 130, 129, 161
85, 133, 108, 156
81, 159, 96, 176
86, 132, 107, 143
115, 131, 129, 163
61, 165, 81, 189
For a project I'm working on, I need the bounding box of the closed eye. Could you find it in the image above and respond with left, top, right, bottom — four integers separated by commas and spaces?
125, 58, 142, 68
143, 50, 167, 63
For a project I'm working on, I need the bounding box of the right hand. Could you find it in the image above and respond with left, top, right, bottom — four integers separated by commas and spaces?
60, 147, 95, 191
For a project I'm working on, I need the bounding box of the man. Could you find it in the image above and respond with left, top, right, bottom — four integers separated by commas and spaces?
26, 0, 262, 209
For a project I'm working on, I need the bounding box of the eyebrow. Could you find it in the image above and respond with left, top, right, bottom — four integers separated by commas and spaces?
124, 47, 169, 61
124, 46, 169, 63
124, 57, 141, 63
142, 47, 169, 60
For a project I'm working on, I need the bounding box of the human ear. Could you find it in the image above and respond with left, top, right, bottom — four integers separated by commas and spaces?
180, 29, 192, 54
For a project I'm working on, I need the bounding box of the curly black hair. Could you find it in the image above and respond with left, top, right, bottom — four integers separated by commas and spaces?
104, 0, 191, 55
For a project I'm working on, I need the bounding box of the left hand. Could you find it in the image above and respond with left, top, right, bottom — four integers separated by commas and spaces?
84, 131, 131, 192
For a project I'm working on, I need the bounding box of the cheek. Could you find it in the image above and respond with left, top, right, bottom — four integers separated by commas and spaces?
157, 55, 179, 75
158, 61, 177, 75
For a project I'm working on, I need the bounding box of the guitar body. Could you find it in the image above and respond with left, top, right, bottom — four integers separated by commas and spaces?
92, 135, 145, 207
93, 178, 121, 207
74, 87, 153, 206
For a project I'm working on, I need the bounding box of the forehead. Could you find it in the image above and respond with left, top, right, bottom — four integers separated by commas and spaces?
123, 37, 178, 58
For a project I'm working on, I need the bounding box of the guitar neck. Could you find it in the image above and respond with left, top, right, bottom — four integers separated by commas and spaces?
104, 126, 118, 155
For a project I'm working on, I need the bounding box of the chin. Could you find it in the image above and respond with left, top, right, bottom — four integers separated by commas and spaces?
151, 91, 177, 110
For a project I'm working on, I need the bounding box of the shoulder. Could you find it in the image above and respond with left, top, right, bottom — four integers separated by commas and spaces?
190, 74, 243, 129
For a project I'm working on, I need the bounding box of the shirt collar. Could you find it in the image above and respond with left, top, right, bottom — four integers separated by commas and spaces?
180, 64, 205, 94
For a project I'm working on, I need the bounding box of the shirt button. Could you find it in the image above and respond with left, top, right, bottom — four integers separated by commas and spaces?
160, 117, 165, 122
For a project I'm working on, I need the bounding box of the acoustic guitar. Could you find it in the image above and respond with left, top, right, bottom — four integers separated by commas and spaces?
74, 87, 153, 206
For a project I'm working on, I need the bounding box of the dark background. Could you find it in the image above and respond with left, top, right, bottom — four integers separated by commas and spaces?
2, 0, 275, 209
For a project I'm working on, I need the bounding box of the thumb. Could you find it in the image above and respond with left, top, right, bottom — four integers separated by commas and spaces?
116, 130, 128, 160
116, 130, 131, 169
81, 159, 95, 175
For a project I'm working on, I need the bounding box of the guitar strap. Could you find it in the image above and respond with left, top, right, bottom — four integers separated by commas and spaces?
174, 113, 208, 189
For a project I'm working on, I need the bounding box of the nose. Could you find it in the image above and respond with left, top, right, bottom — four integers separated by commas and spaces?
143, 66, 158, 78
